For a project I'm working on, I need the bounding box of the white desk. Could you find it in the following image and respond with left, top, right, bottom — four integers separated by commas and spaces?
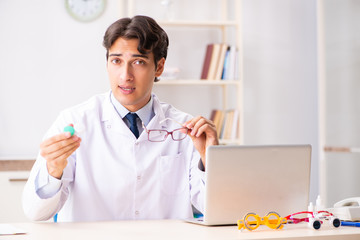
2, 220, 360, 240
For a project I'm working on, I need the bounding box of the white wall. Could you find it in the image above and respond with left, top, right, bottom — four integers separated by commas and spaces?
0, 0, 121, 158
242, 0, 319, 202
322, 0, 360, 207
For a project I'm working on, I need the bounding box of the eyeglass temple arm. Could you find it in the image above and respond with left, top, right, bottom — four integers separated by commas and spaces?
159, 118, 186, 128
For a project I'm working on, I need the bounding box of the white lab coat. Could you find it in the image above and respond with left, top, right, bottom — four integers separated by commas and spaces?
22, 92, 205, 222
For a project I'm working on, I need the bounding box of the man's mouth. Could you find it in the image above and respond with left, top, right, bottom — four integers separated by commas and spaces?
119, 86, 135, 94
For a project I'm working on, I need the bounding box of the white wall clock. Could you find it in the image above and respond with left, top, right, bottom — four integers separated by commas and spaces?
65, 0, 106, 22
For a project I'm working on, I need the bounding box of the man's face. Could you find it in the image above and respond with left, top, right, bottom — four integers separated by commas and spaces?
107, 38, 165, 112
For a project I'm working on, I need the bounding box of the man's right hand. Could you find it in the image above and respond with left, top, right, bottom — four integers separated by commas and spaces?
40, 132, 81, 179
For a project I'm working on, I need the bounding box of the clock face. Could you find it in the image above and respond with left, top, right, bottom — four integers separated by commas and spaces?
65, 0, 106, 22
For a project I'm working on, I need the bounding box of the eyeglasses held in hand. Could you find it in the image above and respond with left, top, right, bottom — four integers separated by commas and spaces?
237, 212, 287, 231
142, 118, 188, 142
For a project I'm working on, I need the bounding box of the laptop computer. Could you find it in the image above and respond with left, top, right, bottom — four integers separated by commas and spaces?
187, 144, 312, 226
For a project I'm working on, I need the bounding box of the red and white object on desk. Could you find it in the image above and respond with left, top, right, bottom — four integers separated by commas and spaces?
285, 210, 341, 230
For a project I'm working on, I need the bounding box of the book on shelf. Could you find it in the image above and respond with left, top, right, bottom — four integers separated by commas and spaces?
210, 109, 224, 136
210, 109, 239, 140
206, 43, 221, 80
221, 46, 230, 79
200, 43, 239, 81
222, 110, 234, 139
200, 44, 213, 79
214, 43, 228, 80
222, 45, 237, 80
233, 47, 240, 81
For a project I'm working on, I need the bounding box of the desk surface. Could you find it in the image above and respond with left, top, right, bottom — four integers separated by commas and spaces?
2, 220, 360, 240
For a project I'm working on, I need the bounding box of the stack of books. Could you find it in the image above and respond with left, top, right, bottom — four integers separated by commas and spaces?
201, 43, 238, 80
210, 109, 239, 140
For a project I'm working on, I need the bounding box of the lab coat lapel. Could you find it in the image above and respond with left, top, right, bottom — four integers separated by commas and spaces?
147, 94, 167, 130
101, 92, 135, 138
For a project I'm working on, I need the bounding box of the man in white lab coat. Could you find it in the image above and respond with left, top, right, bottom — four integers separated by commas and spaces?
22, 15, 219, 222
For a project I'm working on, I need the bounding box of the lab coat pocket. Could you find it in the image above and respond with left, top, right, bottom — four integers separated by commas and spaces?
159, 153, 187, 195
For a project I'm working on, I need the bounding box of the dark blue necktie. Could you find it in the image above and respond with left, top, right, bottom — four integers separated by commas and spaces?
125, 113, 139, 138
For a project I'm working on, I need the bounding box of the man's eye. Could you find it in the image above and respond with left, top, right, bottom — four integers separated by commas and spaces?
134, 60, 145, 65
111, 59, 120, 64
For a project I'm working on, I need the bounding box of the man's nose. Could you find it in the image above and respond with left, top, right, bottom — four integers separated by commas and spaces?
120, 64, 134, 81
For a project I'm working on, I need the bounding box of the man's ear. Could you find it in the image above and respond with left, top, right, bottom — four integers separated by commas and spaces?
155, 58, 166, 77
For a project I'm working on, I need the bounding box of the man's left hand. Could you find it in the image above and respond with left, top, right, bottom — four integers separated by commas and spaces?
183, 116, 219, 168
